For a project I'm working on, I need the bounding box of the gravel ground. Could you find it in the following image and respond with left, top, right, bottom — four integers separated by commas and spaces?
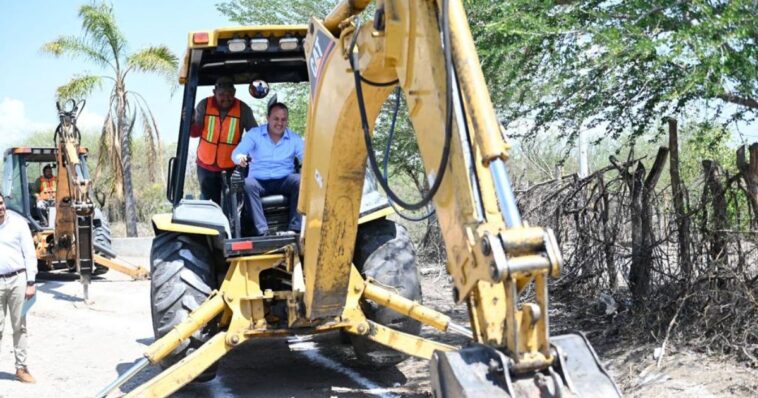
1, 257, 755, 398
0, 257, 454, 398
0, 257, 152, 398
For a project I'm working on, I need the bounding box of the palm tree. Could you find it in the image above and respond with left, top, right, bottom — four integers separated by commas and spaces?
42, 2, 177, 237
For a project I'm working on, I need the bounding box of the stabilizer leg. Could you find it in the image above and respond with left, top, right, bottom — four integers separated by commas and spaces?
345, 319, 456, 360
95, 293, 226, 398
94, 254, 150, 279
125, 332, 235, 398
341, 267, 462, 360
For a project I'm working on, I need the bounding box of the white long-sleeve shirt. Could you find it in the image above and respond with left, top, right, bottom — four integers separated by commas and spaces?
0, 211, 37, 282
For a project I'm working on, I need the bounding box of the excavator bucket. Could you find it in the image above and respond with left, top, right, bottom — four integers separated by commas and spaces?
430, 333, 621, 398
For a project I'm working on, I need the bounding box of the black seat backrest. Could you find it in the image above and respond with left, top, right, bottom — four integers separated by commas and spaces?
261, 194, 287, 208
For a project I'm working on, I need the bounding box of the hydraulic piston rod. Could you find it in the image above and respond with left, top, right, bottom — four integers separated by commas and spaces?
95, 293, 226, 398
363, 280, 472, 338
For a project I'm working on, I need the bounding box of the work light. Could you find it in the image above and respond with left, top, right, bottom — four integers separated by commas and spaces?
250, 38, 269, 51
279, 38, 299, 51
227, 38, 246, 52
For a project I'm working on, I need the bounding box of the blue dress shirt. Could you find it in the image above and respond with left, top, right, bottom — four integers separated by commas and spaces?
232, 124, 304, 180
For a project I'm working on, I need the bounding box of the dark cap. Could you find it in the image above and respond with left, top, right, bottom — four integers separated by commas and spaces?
214, 76, 235, 90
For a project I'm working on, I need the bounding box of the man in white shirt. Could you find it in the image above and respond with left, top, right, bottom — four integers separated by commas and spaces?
0, 193, 37, 383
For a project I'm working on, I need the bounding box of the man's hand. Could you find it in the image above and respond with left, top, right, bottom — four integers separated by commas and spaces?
25, 285, 36, 300
236, 154, 251, 168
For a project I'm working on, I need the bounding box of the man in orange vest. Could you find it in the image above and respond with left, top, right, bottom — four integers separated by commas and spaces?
34, 165, 57, 202
190, 77, 257, 205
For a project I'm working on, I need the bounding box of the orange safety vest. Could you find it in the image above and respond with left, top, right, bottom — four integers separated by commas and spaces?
39, 176, 57, 200
197, 97, 242, 170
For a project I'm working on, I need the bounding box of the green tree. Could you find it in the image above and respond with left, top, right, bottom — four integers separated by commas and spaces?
42, 2, 178, 236
215, 0, 336, 134
468, 0, 757, 143
216, 0, 336, 25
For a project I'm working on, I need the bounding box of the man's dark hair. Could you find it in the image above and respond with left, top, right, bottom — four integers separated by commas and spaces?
43, 165, 52, 172
267, 102, 289, 116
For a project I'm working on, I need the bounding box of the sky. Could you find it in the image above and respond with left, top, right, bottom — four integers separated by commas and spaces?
1, 1, 755, 160
0, 0, 235, 151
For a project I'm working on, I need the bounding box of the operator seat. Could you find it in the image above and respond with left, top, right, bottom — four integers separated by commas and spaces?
228, 157, 301, 237
260, 194, 290, 231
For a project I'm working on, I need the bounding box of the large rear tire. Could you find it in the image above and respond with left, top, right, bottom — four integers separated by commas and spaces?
92, 211, 113, 275
150, 232, 218, 380
350, 219, 422, 367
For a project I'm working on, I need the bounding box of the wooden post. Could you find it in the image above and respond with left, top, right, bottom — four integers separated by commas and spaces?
668, 119, 692, 280
736, 143, 758, 226
702, 160, 727, 263
619, 147, 669, 301
597, 174, 617, 288
553, 165, 563, 245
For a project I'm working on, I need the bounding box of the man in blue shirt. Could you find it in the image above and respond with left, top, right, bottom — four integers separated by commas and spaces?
232, 103, 304, 236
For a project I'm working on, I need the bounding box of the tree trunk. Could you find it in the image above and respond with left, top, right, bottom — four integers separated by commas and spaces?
597, 174, 617, 289
117, 85, 139, 237
668, 119, 692, 280
627, 147, 669, 301
736, 143, 758, 226
702, 160, 727, 263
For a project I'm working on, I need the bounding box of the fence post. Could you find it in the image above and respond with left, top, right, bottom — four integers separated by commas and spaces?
669, 119, 692, 280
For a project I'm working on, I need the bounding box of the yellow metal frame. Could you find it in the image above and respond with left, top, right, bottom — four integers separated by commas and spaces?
151, 213, 220, 236
187, 25, 308, 49
299, 0, 561, 369
151, 207, 389, 237
179, 25, 308, 84
357, 205, 394, 224
125, 248, 457, 397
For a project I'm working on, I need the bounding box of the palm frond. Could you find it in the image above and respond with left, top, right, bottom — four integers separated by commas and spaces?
41, 35, 114, 70
79, 3, 126, 64
96, 109, 124, 199
57, 74, 103, 100
127, 46, 178, 77
130, 91, 165, 183
139, 107, 159, 183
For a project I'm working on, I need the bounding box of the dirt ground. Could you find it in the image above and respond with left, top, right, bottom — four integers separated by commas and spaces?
0, 258, 755, 397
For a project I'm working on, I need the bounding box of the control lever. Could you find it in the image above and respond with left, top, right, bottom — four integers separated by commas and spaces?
228, 155, 250, 238
230, 156, 250, 193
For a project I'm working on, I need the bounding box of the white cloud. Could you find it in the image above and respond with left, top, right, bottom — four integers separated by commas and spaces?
0, 97, 105, 149
0, 97, 53, 148
76, 109, 105, 132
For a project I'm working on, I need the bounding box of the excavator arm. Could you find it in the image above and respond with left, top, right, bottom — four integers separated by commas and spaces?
301, 0, 618, 395
53, 99, 97, 298
302, 0, 557, 366
51, 100, 149, 300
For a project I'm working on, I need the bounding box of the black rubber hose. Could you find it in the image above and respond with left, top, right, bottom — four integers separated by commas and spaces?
348, 0, 454, 211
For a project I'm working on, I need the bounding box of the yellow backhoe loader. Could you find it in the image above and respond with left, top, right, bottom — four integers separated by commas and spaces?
1, 100, 148, 301
98, 0, 621, 396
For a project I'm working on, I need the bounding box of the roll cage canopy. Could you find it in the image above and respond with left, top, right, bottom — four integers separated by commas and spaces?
169, 25, 309, 204
4, 146, 89, 162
